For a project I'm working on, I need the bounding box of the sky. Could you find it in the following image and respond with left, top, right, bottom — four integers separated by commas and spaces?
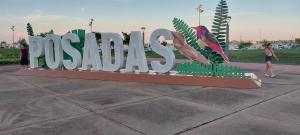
0, 0, 300, 43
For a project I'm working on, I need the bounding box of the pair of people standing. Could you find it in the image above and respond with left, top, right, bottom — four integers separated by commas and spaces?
264, 43, 279, 78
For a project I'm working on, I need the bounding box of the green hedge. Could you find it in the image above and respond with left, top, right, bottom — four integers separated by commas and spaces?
0, 58, 19, 65
0, 48, 20, 65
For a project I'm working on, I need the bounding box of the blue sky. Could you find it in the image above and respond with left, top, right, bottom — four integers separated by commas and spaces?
1, 0, 300, 43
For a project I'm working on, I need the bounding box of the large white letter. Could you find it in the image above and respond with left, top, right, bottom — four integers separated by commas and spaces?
80, 33, 102, 71
150, 29, 175, 73
44, 34, 63, 69
29, 36, 44, 68
61, 33, 82, 70
101, 33, 124, 71
125, 31, 148, 72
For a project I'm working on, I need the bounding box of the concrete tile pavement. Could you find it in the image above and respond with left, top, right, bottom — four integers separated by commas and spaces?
99, 97, 228, 135
0, 113, 143, 135
182, 113, 300, 135
0, 63, 299, 135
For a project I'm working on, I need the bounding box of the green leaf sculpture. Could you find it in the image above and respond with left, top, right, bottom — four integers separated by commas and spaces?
172, 18, 224, 64
176, 61, 246, 78
212, 0, 229, 52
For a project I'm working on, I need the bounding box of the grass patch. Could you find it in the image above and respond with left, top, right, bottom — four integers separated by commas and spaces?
229, 49, 300, 65
145, 51, 187, 59
1, 48, 299, 65
0, 48, 20, 65
147, 49, 300, 65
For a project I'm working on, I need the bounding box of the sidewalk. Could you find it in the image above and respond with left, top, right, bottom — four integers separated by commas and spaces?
0, 63, 299, 135
227, 62, 300, 74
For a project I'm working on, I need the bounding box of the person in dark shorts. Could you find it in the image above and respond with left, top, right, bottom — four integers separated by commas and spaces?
264, 43, 279, 78
20, 44, 29, 69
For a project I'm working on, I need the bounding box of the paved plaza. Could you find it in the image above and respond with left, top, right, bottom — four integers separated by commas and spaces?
0, 63, 299, 135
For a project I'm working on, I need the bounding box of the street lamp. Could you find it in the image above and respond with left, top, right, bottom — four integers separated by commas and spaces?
141, 27, 146, 46
10, 26, 15, 44
225, 16, 232, 55
196, 4, 204, 26
89, 18, 94, 32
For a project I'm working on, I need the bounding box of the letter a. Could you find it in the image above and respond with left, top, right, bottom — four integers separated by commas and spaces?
125, 31, 148, 72
80, 33, 102, 71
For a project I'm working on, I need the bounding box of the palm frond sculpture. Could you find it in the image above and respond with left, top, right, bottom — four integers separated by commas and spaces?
173, 18, 225, 64
212, 0, 229, 52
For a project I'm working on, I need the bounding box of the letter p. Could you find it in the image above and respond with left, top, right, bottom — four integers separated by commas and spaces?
29, 36, 44, 68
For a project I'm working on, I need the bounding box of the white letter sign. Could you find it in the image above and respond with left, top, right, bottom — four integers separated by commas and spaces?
125, 31, 149, 72
29, 36, 44, 68
150, 29, 175, 73
61, 33, 82, 70
81, 33, 102, 71
44, 34, 63, 69
101, 33, 124, 72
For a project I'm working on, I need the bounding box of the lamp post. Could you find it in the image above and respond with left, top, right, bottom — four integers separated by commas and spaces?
89, 18, 94, 32
225, 16, 231, 55
141, 27, 146, 46
196, 4, 204, 26
10, 26, 15, 44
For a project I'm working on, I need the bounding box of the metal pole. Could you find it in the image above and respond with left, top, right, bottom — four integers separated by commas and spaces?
226, 23, 229, 45
225, 23, 229, 55
90, 18, 94, 33
225, 16, 231, 56
11, 26, 15, 44
12, 30, 15, 44
142, 31, 145, 46
196, 4, 203, 26
141, 27, 146, 46
199, 11, 201, 26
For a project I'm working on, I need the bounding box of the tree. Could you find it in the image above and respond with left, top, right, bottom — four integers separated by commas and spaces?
48, 29, 54, 34
27, 23, 34, 36
261, 39, 269, 48
295, 38, 300, 44
0, 41, 7, 48
38, 32, 48, 37
38, 30, 55, 37
211, 0, 229, 52
122, 32, 130, 45
93, 32, 102, 44
161, 41, 168, 46
238, 42, 252, 49
18, 38, 28, 47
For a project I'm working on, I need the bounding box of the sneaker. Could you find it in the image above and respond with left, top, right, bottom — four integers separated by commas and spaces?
264, 74, 269, 77
270, 74, 277, 78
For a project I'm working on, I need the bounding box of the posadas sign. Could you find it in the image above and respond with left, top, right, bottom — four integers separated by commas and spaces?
25, 18, 261, 89
29, 29, 175, 73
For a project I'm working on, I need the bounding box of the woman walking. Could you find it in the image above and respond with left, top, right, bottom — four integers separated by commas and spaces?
264, 43, 279, 78
20, 44, 29, 69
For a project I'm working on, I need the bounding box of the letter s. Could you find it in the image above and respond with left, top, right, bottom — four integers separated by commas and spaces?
150, 29, 175, 73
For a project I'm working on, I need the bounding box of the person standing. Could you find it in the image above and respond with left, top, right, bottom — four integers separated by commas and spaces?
264, 43, 279, 78
20, 44, 29, 69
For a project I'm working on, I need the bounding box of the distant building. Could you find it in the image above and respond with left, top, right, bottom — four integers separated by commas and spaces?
7, 43, 20, 48
229, 40, 240, 45
229, 44, 239, 50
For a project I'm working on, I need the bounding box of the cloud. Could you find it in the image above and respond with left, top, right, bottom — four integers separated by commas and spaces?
111, 0, 130, 2
80, 7, 86, 13
34, 9, 43, 15
0, 13, 89, 42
